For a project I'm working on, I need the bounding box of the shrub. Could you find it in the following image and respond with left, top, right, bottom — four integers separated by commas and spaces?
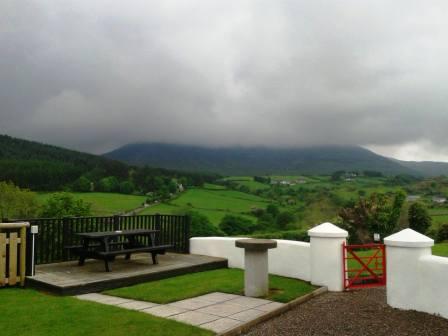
0, 181, 38, 219
408, 202, 431, 234
437, 224, 448, 242
41, 193, 91, 218
219, 214, 257, 236
187, 211, 223, 237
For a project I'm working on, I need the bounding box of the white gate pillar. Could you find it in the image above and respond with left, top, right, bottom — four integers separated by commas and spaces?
384, 229, 433, 311
308, 222, 348, 291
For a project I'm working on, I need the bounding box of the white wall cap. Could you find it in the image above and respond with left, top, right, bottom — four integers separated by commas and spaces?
308, 222, 348, 238
384, 228, 434, 248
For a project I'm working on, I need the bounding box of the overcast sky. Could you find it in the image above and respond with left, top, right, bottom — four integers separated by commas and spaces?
1, 1, 448, 161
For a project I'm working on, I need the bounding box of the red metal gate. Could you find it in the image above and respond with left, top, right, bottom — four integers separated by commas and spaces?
343, 242, 386, 290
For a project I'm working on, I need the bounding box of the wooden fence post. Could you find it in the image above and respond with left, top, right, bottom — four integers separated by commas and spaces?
62, 217, 70, 261
155, 214, 161, 245
0, 222, 30, 287
184, 215, 191, 253
113, 215, 120, 231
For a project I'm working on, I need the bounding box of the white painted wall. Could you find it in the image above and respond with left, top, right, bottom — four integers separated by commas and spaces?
190, 237, 244, 268
189, 237, 311, 280
385, 228, 448, 319
190, 222, 348, 291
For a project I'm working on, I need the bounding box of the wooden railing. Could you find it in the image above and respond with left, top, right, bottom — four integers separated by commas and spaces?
0, 222, 29, 287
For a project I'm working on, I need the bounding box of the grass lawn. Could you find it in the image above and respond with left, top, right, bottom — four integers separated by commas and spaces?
36, 192, 147, 216
0, 288, 211, 336
433, 243, 448, 257
105, 268, 316, 304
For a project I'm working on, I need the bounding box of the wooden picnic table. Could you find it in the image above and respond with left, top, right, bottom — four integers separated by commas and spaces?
75, 229, 172, 272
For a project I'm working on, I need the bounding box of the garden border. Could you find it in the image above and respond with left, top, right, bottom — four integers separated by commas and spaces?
218, 286, 327, 336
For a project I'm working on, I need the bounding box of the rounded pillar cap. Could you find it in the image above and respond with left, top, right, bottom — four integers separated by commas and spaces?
308, 222, 348, 238
384, 228, 434, 248
235, 238, 277, 251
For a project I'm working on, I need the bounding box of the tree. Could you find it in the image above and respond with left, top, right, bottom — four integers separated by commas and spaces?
219, 215, 257, 236
339, 192, 405, 243
0, 181, 38, 219
73, 176, 91, 192
187, 211, 223, 237
256, 213, 275, 231
40, 193, 91, 218
98, 176, 120, 192
276, 211, 295, 230
408, 202, 431, 234
437, 224, 448, 242
119, 181, 135, 194
266, 204, 279, 218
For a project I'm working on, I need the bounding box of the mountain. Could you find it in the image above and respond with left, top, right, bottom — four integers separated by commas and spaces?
0, 134, 129, 190
104, 143, 428, 176
0, 135, 219, 191
395, 160, 448, 177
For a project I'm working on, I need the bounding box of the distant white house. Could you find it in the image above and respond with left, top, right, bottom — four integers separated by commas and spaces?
432, 196, 447, 204
406, 195, 421, 202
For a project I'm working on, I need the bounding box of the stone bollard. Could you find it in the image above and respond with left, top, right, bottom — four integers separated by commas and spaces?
236, 239, 277, 297
308, 222, 348, 291
384, 228, 434, 311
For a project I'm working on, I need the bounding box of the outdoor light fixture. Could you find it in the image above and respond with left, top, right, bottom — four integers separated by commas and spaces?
30, 225, 38, 276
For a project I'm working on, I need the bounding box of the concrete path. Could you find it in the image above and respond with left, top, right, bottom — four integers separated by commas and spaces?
76, 292, 284, 334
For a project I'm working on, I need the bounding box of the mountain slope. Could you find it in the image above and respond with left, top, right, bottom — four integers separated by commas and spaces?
396, 160, 448, 177
104, 143, 422, 176
0, 134, 129, 190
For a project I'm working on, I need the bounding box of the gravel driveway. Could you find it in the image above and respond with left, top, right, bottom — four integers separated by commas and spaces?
245, 288, 448, 336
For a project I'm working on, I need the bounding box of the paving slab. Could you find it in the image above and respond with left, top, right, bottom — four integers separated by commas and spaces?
197, 302, 249, 317
227, 296, 272, 309
168, 298, 214, 310
117, 300, 159, 310
196, 292, 240, 303
229, 309, 266, 322
170, 311, 221, 325
141, 305, 187, 317
76, 293, 132, 305
201, 318, 244, 333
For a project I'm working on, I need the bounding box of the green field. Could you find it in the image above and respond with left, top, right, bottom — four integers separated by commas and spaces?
141, 187, 269, 225
36, 192, 147, 216
222, 176, 270, 191
105, 268, 316, 304
0, 289, 210, 336
433, 243, 448, 257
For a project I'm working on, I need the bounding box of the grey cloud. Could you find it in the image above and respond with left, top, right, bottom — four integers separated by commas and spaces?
1, 0, 448, 160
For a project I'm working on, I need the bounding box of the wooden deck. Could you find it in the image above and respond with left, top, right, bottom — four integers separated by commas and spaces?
26, 253, 228, 295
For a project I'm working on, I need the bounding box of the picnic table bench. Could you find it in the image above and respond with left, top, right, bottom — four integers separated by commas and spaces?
69, 229, 173, 272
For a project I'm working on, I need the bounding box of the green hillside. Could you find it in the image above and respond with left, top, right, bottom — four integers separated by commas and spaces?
140, 187, 269, 225
0, 135, 219, 191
